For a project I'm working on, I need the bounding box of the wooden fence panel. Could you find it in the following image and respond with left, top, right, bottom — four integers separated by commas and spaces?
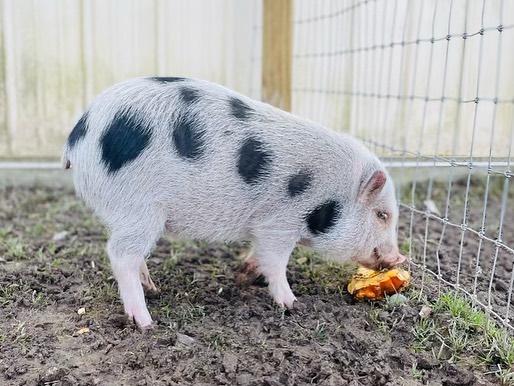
0, 0, 259, 159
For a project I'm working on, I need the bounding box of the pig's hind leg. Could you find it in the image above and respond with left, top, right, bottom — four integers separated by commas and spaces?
140, 260, 158, 293
106, 213, 165, 328
236, 250, 263, 286
252, 232, 297, 308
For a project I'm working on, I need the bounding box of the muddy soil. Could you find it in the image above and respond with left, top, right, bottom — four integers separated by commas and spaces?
0, 180, 511, 386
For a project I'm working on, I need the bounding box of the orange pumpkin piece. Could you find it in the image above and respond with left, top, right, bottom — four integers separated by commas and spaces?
347, 266, 411, 300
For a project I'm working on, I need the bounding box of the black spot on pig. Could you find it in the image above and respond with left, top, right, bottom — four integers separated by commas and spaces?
100, 112, 151, 174
230, 97, 254, 121
150, 77, 186, 83
67, 112, 89, 149
306, 201, 341, 234
288, 170, 312, 197
180, 88, 201, 104
172, 117, 205, 160
237, 138, 272, 184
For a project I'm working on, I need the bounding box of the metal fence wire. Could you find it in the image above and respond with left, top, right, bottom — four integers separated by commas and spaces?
283, 0, 514, 329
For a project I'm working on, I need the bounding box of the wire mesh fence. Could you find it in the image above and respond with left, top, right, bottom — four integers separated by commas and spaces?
285, 0, 514, 329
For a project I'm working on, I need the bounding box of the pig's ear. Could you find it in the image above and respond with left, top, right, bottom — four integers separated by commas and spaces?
358, 170, 387, 203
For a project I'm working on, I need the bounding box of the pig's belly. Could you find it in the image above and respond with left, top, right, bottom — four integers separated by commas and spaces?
162, 195, 256, 243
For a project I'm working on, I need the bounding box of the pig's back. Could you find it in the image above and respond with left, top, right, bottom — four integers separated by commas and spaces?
65, 77, 378, 241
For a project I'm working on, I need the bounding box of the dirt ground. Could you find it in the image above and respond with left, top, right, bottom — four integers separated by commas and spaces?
0, 176, 512, 386
400, 175, 514, 323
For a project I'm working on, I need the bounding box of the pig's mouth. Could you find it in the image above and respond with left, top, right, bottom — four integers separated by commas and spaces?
373, 248, 389, 271
359, 248, 406, 271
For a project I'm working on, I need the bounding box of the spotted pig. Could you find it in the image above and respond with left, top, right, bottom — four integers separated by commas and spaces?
62, 77, 406, 328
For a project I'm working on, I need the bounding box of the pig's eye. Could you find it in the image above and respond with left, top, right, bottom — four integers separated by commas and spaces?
377, 211, 388, 221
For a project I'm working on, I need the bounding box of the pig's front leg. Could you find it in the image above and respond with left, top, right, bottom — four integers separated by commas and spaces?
253, 233, 297, 308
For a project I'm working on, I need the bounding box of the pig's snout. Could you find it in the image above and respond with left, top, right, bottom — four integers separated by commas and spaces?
359, 246, 406, 271
375, 248, 406, 270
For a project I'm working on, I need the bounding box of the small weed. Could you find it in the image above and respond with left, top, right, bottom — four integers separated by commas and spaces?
483, 325, 514, 367
410, 362, 424, 380
0, 284, 18, 306
2, 237, 27, 260
412, 317, 435, 351
205, 330, 228, 350
13, 321, 28, 343
51, 257, 65, 268
368, 307, 389, 334
86, 271, 117, 302
161, 303, 205, 329
494, 366, 514, 386
399, 238, 411, 255
161, 239, 200, 273
30, 222, 47, 237
313, 320, 327, 342
163, 255, 179, 273
446, 323, 471, 358
434, 292, 481, 324
0, 225, 13, 239
34, 248, 47, 262
31, 290, 48, 306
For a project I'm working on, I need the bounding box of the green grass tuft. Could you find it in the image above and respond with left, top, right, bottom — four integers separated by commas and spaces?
160, 303, 206, 330
412, 291, 514, 383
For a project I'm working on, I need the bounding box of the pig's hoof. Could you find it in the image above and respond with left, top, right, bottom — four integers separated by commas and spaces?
138, 321, 155, 332
142, 281, 159, 294
125, 308, 153, 330
134, 316, 153, 330
280, 297, 297, 309
269, 282, 297, 309
140, 272, 159, 294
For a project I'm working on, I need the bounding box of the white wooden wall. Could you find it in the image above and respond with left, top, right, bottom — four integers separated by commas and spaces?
1, 0, 512, 161
0, 0, 261, 159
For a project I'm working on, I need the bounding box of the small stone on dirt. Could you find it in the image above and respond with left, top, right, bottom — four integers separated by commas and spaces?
176, 333, 195, 346
40, 366, 68, 383
236, 373, 253, 386
416, 355, 438, 370
319, 373, 346, 386
388, 293, 408, 306
262, 376, 282, 386
77, 327, 90, 334
52, 230, 70, 242
419, 305, 432, 319
423, 199, 441, 216
494, 279, 508, 291
222, 352, 238, 373
77, 307, 86, 315
293, 346, 315, 361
